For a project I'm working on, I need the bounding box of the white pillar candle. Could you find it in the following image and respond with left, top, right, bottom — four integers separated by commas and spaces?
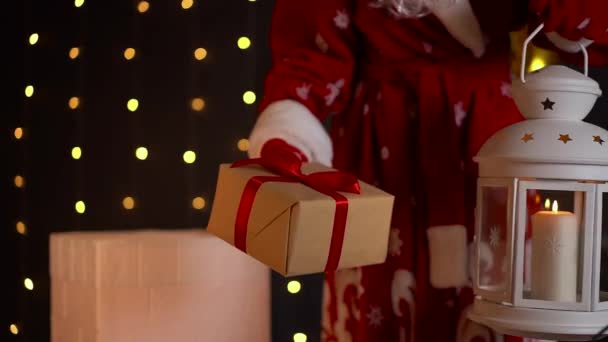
530, 200, 579, 302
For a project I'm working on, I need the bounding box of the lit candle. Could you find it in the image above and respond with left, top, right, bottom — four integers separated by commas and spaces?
530, 200, 579, 302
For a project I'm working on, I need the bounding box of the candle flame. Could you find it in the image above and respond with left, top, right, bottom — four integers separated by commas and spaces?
552, 200, 558, 213
544, 198, 551, 210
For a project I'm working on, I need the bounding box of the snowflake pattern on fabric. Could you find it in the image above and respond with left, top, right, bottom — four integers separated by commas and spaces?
381, 146, 390, 160
423, 42, 433, 54
316, 32, 329, 52
389, 229, 403, 256
500, 81, 512, 98
334, 9, 350, 29
296, 83, 312, 101
367, 307, 384, 327
577, 17, 591, 29
325, 79, 345, 106
454, 101, 467, 127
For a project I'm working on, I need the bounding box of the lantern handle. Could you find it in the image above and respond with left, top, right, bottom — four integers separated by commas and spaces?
521, 23, 589, 83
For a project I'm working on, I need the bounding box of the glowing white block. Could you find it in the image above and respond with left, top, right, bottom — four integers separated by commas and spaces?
50, 229, 270, 342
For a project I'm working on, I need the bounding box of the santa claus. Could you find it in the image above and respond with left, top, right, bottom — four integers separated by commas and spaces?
248, 1, 608, 341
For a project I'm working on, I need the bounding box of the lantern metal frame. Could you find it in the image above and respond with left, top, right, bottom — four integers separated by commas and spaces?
593, 184, 608, 311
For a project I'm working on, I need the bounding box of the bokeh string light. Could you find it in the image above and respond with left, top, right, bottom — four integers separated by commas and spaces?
68, 0, 88, 225
15, 0, 38, 336
186, 2, 204, 224
122, 0, 148, 215
137, 1, 150, 13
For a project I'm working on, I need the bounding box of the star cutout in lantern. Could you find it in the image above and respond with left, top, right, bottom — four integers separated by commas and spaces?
541, 97, 555, 110
594, 135, 605, 145
558, 134, 573, 144
521, 133, 534, 143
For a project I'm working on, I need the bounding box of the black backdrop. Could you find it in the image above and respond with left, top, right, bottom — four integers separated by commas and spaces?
7, 0, 323, 341
7, 1, 608, 342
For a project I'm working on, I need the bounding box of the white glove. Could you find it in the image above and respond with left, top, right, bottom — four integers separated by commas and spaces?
248, 99, 333, 167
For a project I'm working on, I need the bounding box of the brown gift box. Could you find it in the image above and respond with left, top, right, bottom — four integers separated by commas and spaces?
207, 162, 395, 277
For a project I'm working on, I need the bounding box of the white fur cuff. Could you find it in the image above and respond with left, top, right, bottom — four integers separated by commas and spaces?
248, 100, 333, 167
545, 32, 593, 54
433, 0, 487, 58
427, 225, 469, 288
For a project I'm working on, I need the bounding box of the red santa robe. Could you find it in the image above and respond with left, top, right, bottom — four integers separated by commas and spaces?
246, 1, 605, 341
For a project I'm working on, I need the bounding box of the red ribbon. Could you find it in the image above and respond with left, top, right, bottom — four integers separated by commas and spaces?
231, 141, 361, 272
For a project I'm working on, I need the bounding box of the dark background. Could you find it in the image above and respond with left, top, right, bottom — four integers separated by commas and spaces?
7, 0, 323, 341
6, 1, 608, 341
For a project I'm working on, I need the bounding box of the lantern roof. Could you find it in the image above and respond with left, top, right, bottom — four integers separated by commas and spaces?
523, 65, 601, 97
475, 64, 608, 180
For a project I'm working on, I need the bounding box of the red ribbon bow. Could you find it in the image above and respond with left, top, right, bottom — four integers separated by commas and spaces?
231, 140, 361, 272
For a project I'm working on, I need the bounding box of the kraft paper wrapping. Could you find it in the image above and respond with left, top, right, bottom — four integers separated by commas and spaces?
207, 162, 395, 277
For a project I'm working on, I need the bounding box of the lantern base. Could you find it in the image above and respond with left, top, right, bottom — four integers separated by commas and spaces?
469, 297, 608, 341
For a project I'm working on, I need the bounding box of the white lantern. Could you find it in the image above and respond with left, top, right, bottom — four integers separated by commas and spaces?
469, 24, 608, 341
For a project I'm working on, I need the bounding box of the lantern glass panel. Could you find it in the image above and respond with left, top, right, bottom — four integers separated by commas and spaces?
522, 189, 583, 304
478, 186, 510, 293
599, 192, 608, 303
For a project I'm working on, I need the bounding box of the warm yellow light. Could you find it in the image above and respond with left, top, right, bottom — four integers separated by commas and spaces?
237, 37, 251, 50
529, 57, 546, 72
287, 280, 301, 294
69, 97, 80, 109
243, 91, 256, 104
9, 324, 18, 335
293, 333, 307, 342
237, 138, 250, 151
183, 150, 196, 164
71, 146, 82, 160
127, 98, 139, 112
14, 175, 25, 188
192, 196, 206, 210
74, 0, 85, 8
69, 47, 80, 59
24, 278, 34, 291
14, 127, 24, 140
191, 98, 205, 111
29, 33, 39, 45
75, 200, 86, 214
181, 0, 193, 9
137, 1, 150, 12
122, 196, 135, 210
16, 221, 27, 235
552, 200, 558, 213
194, 48, 207, 60
124, 48, 136, 60
544, 198, 551, 210
135, 147, 148, 160
25, 85, 34, 97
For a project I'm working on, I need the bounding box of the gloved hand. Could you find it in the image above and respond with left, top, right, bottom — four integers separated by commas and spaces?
248, 99, 333, 166
530, 0, 608, 53
259, 138, 309, 162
